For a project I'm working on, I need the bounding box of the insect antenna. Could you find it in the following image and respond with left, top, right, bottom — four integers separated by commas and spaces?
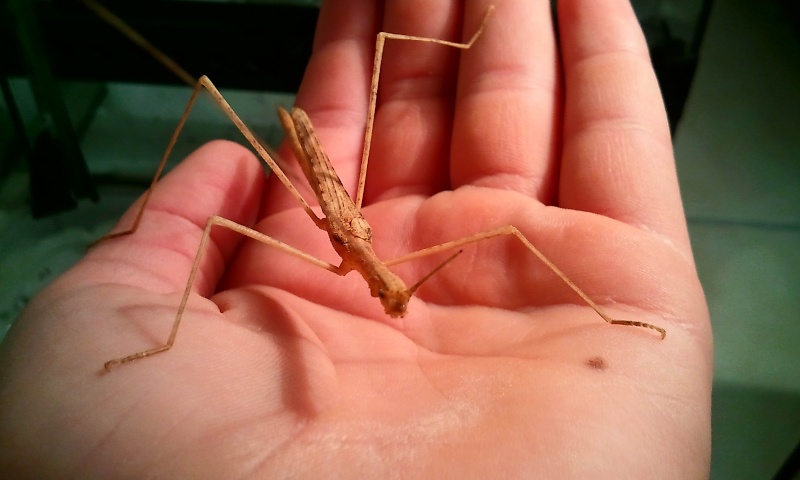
406, 250, 463, 296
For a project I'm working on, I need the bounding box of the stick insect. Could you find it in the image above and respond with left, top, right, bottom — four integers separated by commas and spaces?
100, 5, 666, 371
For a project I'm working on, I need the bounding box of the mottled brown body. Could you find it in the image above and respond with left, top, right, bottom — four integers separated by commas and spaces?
278, 107, 412, 317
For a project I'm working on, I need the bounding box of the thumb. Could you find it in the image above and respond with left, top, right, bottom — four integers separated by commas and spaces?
66, 140, 265, 296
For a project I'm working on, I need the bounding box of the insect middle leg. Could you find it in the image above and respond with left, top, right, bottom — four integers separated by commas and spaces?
354, 6, 495, 209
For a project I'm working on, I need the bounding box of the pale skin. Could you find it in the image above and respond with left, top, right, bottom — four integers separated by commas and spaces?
0, 0, 712, 477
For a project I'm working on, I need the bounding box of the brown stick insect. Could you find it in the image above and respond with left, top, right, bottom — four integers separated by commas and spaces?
99, 5, 666, 371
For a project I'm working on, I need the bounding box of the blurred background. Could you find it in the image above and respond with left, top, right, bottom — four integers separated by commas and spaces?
1, 0, 798, 477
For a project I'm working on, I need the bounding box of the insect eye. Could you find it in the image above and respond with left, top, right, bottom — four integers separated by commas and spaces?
377, 290, 386, 298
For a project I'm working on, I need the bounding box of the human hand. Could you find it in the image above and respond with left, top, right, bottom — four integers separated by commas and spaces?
0, 0, 711, 477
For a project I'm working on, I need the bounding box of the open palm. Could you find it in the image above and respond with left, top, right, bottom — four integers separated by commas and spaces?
0, 0, 711, 478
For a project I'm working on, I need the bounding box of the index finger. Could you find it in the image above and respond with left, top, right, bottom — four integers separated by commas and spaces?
262, 0, 380, 215
557, 0, 691, 249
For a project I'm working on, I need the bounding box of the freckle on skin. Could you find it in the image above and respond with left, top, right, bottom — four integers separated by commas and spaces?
585, 356, 606, 371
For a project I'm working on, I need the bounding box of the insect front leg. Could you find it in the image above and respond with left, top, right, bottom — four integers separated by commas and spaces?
384, 225, 667, 339
103, 215, 341, 371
